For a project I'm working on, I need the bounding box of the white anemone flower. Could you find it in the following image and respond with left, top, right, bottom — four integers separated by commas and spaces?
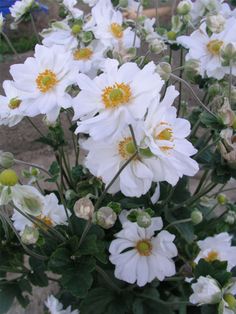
71, 40, 107, 76
82, 124, 153, 197
45, 295, 79, 314
177, 18, 236, 79
195, 232, 236, 271
10, 0, 36, 23
41, 20, 79, 50
12, 193, 68, 233
73, 59, 163, 141
109, 217, 177, 286
189, 276, 222, 305
83, 0, 98, 7
142, 86, 199, 186
10, 44, 77, 122
62, 0, 83, 19
0, 183, 44, 216
91, 0, 140, 50
0, 80, 24, 127
0, 13, 4, 33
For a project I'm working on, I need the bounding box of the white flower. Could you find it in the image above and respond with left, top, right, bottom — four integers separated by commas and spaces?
0, 13, 4, 33
195, 232, 236, 271
190, 0, 224, 24
206, 14, 225, 33
142, 86, 199, 186
0, 183, 44, 216
0, 80, 24, 127
45, 295, 79, 314
10, 0, 36, 23
189, 276, 222, 305
73, 59, 163, 141
12, 193, 68, 233
41, 20, 79, 50
71, 40, 107, 76
109, 217, 177, 286
62, 0, 83, 19
177, 18, 236, 79
91, 0, 140, 50
83, 0, 98, 7
82, 124, 154, 197
10, 45, 77, 122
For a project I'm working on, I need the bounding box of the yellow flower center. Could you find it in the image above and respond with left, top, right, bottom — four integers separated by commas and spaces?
8, 97, 21, 110
102, 82, 131, 109
205, 250, 219, 262
118, 137, 136, 159
0, 169, 19, 186
136, 240, 152, 256
73, 47, 93, 60
110, 23, 123, 39
207, 39, 224, 55
155, 123, 174, 152
36, 69, 58, 93
36, 215, 53, 229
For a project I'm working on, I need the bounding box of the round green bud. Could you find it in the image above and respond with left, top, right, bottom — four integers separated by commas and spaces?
224, 294, 236, 310
177, 1, 192, 15
0, 152, 14, 168
167, 31, 177, 41
191, 210, 203, 225
96, 207, 117, 229
71, 24, 82, 35
217, 193, 227, 205
21, 226, 39, 245
65, 189, 77, 201
0, 169, 19, 186
137, 212, 152, 228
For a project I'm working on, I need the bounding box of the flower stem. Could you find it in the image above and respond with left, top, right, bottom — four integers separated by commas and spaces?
165, 218, 192, 230
1, 32, 20, 59
95, 265, 121, 293
30, 13, 40, 43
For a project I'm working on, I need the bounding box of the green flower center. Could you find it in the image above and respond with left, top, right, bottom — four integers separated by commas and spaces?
136, 240, 152, 256
0, 169, 19, 186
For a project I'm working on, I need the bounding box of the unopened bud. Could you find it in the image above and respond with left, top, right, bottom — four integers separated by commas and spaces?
224, 210, 236, 225
0, 169, 18, 186
65, 189, 77, 201
224, 294, 236, 310
0, 152, 14, 168
208, 83, 221, 98
137, 212, 152, 228
149, 39, 166, 54
167, 31, 177, 41
81, 31, 93, 44
220, 43, 236, 66
95, 207, 117, 229
177, 0, 192, 15
206, 14, 225, 34
71, 24, 81, 34
21, 226, 39, 245
184, 59, 201, 81
217, 193, 227, 205
191, 210, 203, 225
156, 62, 171, 81
74, 197, 94, 220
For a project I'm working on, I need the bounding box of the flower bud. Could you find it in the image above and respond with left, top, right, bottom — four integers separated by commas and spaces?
0, 169, 18, 186
21, 226, 39, 245
137, 212, 152, 228
65, 189, 77, 201
191, 210, 203, 225
224, 294, 236, 310
167, 31, 177, 41
74, 197, 94, 220
0, 152, 14, 168
96, 207, 117, 229
224, 210, 236, 225
220, 43, 236, 66
184, 59, 201, 81
206, 14, 225, 34
81, 31, 93, 44
171, 16, 183, 33
217, 193, 227, 205
156, 62, 171, 81
208, 83, 221, 99
177, 0, 192, 15
149, 39, 166, 54
71, 24, 81, 35
218, 98, 235, 127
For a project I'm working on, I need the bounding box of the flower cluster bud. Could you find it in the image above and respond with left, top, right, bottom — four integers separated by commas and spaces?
156, 62, 171, 81
206, 14, 225, 34
21, 226, 39, 245
137, 212, 152, 228
217, 193, 228, 205
220, 43, 236, 67
224, 210, 236, 225
191, 210, 203, 225
176, 0, 192, 15
0, 151, 14, 168
74, 197, 94, 220
149, 39, 166, 54
95, 207, 117, 229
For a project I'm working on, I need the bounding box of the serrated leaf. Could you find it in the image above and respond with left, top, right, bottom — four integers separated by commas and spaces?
48, 248, 72, 273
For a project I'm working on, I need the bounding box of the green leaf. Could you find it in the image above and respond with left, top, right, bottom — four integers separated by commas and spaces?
28, 257, 48, 287
175, 222, 195, 244
48, 248, 72, 273
61, 257, 95, 297
200, 112, 224, 130
0, 285, 16, 314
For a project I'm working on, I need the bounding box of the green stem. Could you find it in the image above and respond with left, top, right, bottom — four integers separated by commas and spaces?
229, 60, 233, 105
194, 136, 220, 160
132, 3, 142, 47
1, 32, 20, 59
177, 48, 184, 117
30, 13, 40, 43
194, 169, 210, 195
165, 218, 192, 230
95, 265, 121, 293
26, 117, 45, 138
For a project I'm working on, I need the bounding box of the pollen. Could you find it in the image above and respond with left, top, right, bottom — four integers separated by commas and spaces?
205, 250, 219, 262
36, 69, 58, 93
73, 47, 93, 60
207, 39, 224, 56
8, 97, 21, 110
136, 239, 152, 256
110, 23, 123, 39
36, 215, 53, 229
102, 82, 131, 109
155, 123, 174, 152
118, 137, 136, 159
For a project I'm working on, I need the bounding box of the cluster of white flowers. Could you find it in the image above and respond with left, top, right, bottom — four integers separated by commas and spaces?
45, 295, 79, 314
